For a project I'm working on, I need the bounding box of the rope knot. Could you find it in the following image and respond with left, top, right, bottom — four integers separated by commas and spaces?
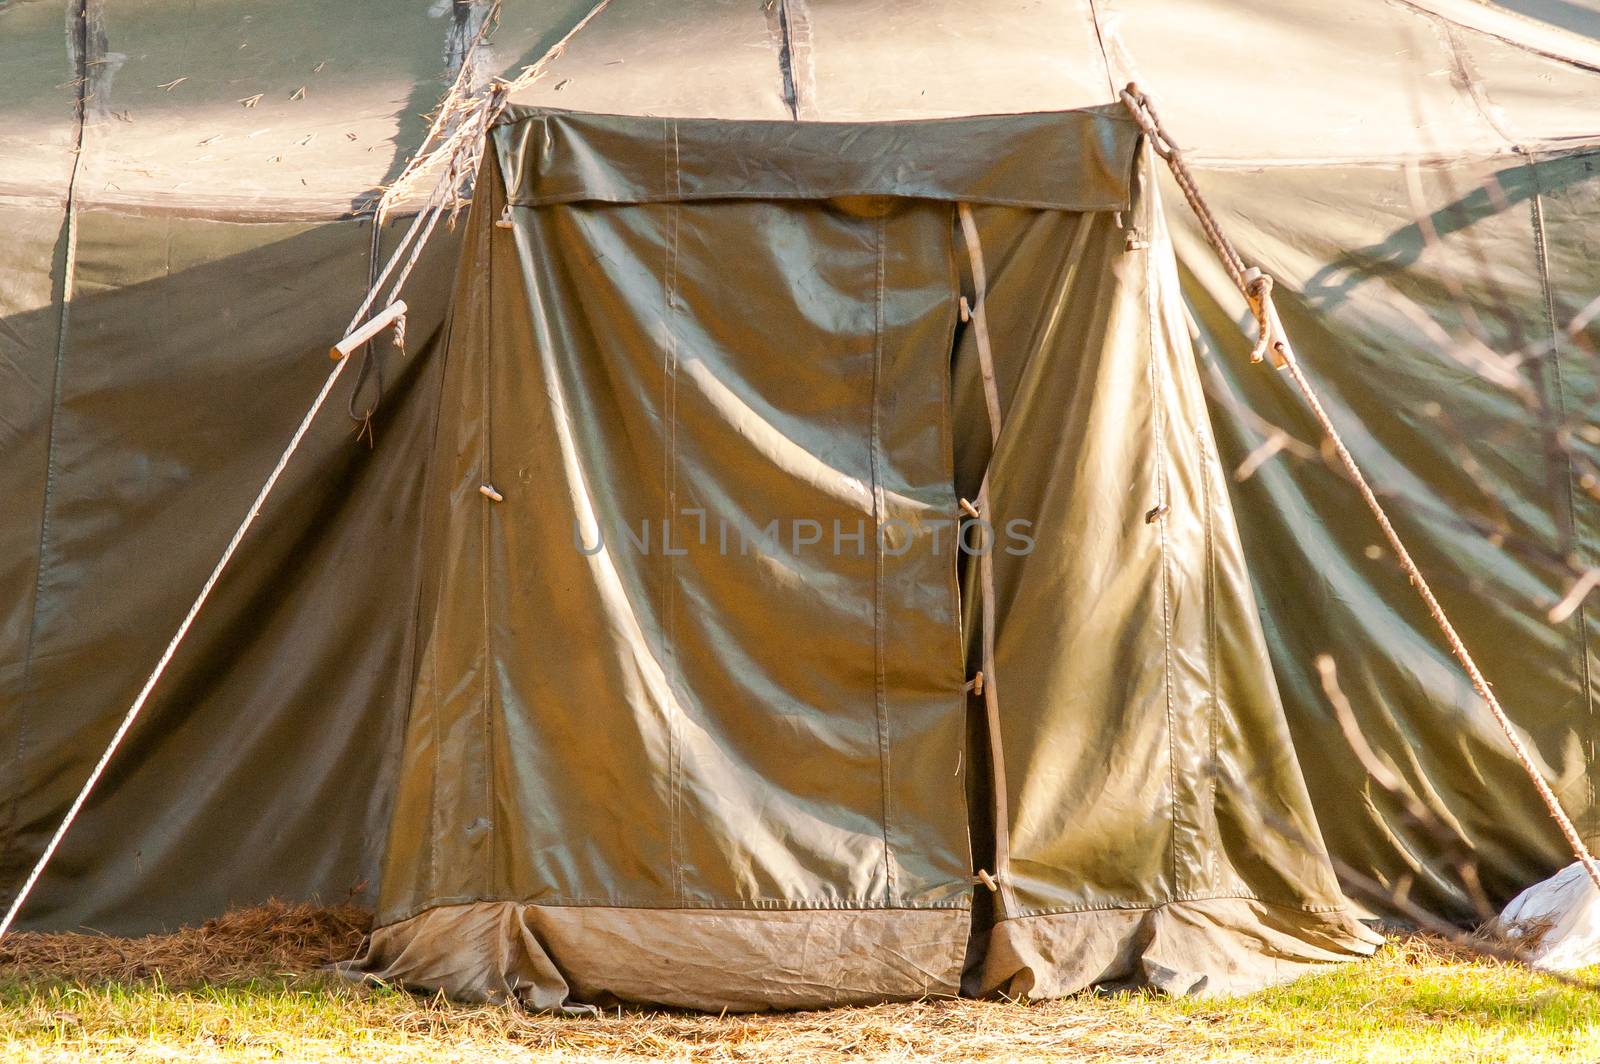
1118, 83, 1295, 370
1118, 84, 1178, 160
1241, 266, 1292, 369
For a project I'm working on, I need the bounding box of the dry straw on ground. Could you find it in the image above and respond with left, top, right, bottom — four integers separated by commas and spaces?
0, 899, 370, 985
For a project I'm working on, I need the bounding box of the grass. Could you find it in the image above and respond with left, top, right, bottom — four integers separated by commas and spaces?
0, 907, 1595, 1062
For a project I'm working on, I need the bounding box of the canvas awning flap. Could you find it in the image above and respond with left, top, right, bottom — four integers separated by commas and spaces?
493, 105, 1139, 210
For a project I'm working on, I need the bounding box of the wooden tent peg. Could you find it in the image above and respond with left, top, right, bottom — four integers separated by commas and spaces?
329, 300, 408, 360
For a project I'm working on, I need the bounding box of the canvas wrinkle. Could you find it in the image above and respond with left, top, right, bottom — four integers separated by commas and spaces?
772, 0, 800, 120
1429, 15, 1520, 148
784, 0, 818, 121
675, 360, 877, 509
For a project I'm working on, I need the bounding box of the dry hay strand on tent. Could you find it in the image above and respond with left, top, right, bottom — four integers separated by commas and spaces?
0, 900, 371, 985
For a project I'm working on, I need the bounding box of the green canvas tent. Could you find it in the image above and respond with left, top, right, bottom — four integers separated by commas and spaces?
2, 0, 1599, 1012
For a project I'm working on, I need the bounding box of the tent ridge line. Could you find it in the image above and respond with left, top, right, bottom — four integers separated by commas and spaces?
770, 0, 800, 120
1083, 0, 1120, 101
1418, 4, 1521, 152
1183, 138, 1600, 171
1389, 0, 1600, 75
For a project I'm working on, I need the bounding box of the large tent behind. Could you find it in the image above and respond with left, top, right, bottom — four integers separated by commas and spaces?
2, 0, 1599, 1007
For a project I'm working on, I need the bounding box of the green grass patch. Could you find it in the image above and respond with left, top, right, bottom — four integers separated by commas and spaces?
0, 936, 1594, 1061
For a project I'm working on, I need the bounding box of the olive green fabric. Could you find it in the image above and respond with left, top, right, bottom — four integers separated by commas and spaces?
0, 212, 455, 931
1173, 147, 1600, 918
368, 139, 981, 1009
951, 164, 1380, 998
1, 0, 1595, 986
0, 0, 470, 928
0, 0, 602, 933
345, 901, 968, 1012
496, 105, 1137, 210
0, 0, 607, 216
0, 0, 78, 907
352, 112, 1373, 1009
489, 0, 1600, 928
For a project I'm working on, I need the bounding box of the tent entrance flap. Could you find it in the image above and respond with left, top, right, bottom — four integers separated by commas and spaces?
350, 108, 1377, 1011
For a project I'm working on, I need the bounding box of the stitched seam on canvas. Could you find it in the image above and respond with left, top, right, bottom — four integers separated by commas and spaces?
1142, 191, 1182, 899
871, 212, 895, 904
1529, 154, 1596, 821
10, 0, 94, 873
662, 119, 686, 907
476, 160, 498, 894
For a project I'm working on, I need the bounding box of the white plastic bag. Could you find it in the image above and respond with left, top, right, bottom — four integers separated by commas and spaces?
1497, 861, 1600, 971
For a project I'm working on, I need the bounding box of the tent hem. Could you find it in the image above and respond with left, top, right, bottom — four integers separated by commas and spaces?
342, 899, 972, 1012
377, 894, 974, 927
1003, 893, 1360, 918
976, 896, 1382, 1000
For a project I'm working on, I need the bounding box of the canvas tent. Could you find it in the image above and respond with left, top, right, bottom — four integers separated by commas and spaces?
2, 0, 1600, 1011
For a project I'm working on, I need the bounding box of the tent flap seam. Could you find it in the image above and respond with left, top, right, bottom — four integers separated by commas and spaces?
1527, 153, 1596, 824
9, 0, 93, 881
870, 211, 896, 904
